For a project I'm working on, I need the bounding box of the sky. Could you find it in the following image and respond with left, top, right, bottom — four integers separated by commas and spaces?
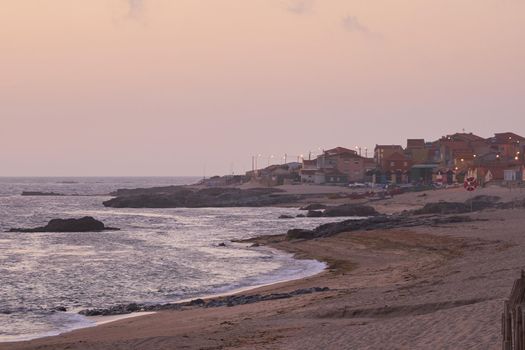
1, 0, 524, 176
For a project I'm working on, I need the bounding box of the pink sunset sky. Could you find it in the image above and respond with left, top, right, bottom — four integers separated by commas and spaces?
1, 0, 524, 176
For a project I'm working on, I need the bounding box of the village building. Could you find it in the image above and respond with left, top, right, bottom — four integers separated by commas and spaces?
374, 145, 404, 169
299, 159, 317, 183
487, 132, 525, 162
309, 147, 369, 184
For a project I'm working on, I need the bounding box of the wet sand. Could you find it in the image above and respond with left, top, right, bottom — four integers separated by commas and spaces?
2, 185, 525, 349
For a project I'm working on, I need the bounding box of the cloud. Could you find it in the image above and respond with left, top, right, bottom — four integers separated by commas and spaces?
128, 0, 143, 19
286, 0, 314, 15
342, 15, 382, 39
342, 16, 370, 34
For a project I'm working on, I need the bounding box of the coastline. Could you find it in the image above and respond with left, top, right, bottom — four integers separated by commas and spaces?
0, 243, 327, 344
2, 186, 525, 349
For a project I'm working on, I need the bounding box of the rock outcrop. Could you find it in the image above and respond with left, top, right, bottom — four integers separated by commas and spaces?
103, 187, 306, 208
413, 195, 501, 215
286, 214, 477, 240
78, 287, 330, 316
9, 217, 119, 233
300, 203, 327, 211
21, 191, 64, 196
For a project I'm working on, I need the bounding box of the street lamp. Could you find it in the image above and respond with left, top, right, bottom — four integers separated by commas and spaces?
267, 155, 274, 167
255, 154, 262, 171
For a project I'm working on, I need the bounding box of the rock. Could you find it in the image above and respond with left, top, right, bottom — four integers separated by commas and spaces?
188, 299, 205, 306
413, 202, 469, 215
307, 210, 323, 218
286, 229, 316, 240
78, 288, 330, 316
296, 214, 306, 218
218, 242, 226, 247
103, 186, 307, 208
322, 204, 379, 217
21, 191, 64, 196
413, 196, 501, 215
286, 214, 480, 240
53, 306, 67, 312
250, 243, 261, 247
278, 215, 294, 219
9, 217, 119, 233
300, 203, 327, 211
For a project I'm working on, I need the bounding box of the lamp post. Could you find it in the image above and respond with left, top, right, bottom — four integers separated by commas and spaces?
267, 155, 274, 167
255, 154, 262, 175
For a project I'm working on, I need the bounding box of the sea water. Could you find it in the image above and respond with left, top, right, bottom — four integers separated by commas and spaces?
0, 177, 335, 341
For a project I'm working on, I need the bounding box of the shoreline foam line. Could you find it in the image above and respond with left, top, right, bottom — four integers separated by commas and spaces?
1, 247, 327, 344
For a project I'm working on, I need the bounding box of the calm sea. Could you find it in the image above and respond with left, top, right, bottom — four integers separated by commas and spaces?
0, 177, 331, 342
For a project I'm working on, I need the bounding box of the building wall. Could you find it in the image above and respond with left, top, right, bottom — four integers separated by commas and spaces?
336, 157, 365, 182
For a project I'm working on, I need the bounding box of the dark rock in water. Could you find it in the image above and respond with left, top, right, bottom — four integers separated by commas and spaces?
296, 214, 306, 218
322, 204, 379, 217
307, 210, 323, 218
9, 217, 119, 233
251, 243, 261, 247
300, 203, 327, 211
103, 186, 307, 208
22, 191, 64, 196
278, 215, 294, 219
218, 242, 226, 247
286, 229, 316, 240
53, 306, 67, 312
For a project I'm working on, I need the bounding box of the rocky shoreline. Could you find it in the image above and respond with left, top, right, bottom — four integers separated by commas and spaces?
78, 287, 330, 317
102, 186, 313, 208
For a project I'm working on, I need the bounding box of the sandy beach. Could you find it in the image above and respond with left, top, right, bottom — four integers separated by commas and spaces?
2, 185, 525, 349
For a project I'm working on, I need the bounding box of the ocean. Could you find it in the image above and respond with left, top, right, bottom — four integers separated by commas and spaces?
0, 177, 335, 342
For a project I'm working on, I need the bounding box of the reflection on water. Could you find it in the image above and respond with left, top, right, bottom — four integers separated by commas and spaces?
0, 177, 334, 341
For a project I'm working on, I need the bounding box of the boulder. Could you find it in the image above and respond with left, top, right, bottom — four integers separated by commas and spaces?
307, 210, 323, 218
278, 215, 294, 219
286, 229, 316, 240
9, 217, 119, 233
300, 203, 327, 211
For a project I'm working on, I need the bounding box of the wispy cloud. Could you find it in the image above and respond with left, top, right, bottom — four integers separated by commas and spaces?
342, 15, 382, 39
342, 16, 369, 34
128, 0, 143, 19
285, 0, 314, 15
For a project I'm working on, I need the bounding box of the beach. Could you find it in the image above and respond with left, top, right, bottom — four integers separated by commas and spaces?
2, 185, 525, 349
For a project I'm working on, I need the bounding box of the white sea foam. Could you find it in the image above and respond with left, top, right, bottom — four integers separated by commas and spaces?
0, 177, 341, 342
